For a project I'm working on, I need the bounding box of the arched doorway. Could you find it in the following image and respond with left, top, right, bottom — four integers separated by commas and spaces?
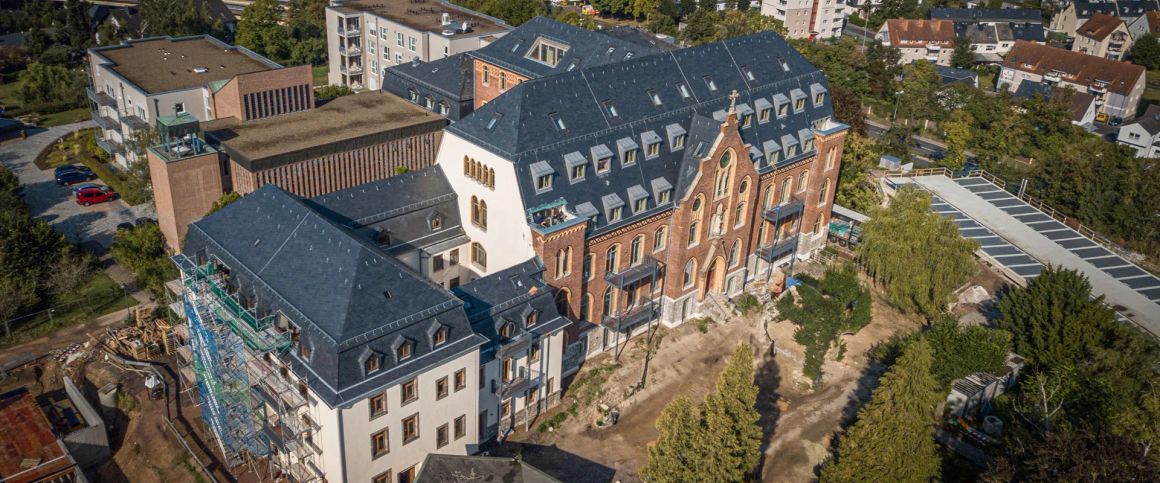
555, 288, 572, 320
703, 256, 727, 297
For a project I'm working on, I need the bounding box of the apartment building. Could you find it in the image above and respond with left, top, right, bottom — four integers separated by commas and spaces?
999, 40, 1146, 119
761, 0, 846, 39
1073, 13, 1133, 59
1128, 10, 1160, 38
1051, 0, 1160, 37
379, 16, 662, 122
87, 35, 291, 167
175, 179, 568, 482
877, 19, 956, 65
325, 0, 510, 91
927, 8, 1046, 61
147, 90, 447, 252
1116, 103, 1160, 156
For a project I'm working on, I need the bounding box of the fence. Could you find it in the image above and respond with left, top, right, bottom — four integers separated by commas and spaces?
0, 287, 129, 342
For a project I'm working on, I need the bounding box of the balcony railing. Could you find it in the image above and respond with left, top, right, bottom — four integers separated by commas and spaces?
120, 114, 149, 131
757, 234, 800, 263
606, 257, 659, 288
340, 64, 363, 75
342, 45, 361, 56
86, 87, 116, 107
602, 298, 658, 332
763, 198, 805, 224
92, 114, 119, 131
337, 26, 360, 37
94, 136, 117, 156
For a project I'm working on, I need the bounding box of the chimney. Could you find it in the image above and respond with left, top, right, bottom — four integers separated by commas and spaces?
412, 57, 420, 67
441, 12, 451, 26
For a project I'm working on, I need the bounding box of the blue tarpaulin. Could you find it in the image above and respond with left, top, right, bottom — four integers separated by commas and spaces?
785, 277, 802, 288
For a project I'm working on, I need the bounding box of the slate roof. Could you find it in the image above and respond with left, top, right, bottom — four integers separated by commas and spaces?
1012, 81, 1096, 122
308, 166, 464, 256
416, 454, 560, 483
929, 7, 1043, 23
183, 184, 486, 407
447, 30, 836, 236
380, 54, 475, 121
1126, 103, 1160, 134
1003, 41, 1144, 95
1070, 0, 1160, 19
1072, 1, 1120, 19
452, 259, 570, 364
468, 16, 660, 79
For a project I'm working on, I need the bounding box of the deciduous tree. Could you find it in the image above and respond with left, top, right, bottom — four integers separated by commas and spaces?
1024, 428, 1159, 481
820, 339, 942, 482
236, 0, 289, 61
857, 187, 979, 317
776, 265, 872, 385
1132, 34, 1160, 69
942, 109, 973, 170
951, 36, 974, 69
925, 316, 1011, 388
835, 133, 881, 213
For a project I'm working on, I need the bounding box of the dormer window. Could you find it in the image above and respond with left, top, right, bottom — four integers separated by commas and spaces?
433, 326, 447, 346
597, 156, 611, 173
409, 89, 419, 103
526, 37, 569, 67
537, 173, 552, 191
530, 160, 554, 192
428, 213, 443, 231
603, 100, 619, 118
610, 206, 623, 221
499, 322, 514, 339
677, 82, 691, 99
592, 144, 614, 174
365, 354, 381, 374
397, 341, 413, 361
648, 142, 660, 157
525, 310, 538, 328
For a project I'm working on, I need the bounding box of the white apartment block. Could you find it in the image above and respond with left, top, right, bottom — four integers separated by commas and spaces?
325, 0, 510, 90
761, 0, 847, 39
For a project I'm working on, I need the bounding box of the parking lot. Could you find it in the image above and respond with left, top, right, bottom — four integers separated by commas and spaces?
0, 122, 154, 251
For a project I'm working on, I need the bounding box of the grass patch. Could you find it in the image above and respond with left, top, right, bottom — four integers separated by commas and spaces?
1145, 70, 1160, 104
312, 65, 329, 87
565, 363, 621, 408
0, 69, 89, 128
0, 271, 137, 347
116, 390, 139, 414
536, 411, 569, 432
39, 108, 91, 127
978, 71, 997, 92
695, 317, 713, 333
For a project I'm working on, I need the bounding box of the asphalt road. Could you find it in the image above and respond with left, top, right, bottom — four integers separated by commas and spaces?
0, 121, 154, 252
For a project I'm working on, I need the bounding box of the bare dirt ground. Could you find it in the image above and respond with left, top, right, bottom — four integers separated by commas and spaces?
500, 262, 927, 483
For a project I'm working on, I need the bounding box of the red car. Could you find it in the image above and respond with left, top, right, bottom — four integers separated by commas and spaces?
75, 186, 117, 206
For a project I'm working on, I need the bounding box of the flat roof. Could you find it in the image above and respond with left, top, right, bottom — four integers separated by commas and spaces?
203, 91, 446, 170
0, 388, 74, 483
892, 174, 1160, 336
330, 0, 508, 38
93, 36, 277, 94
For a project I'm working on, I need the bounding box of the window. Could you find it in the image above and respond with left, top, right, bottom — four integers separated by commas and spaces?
449, 249, 459, 266
571, 163, 586, 180
436, 376, 448, 400
634, 197, 647, 213
397, 341, 413, 361
734, 202, 746, 228
373, 470, 391, 483
603, 100, 619, 118
673, 134, 686, 149
815, 92, 825, 105
683, 259, 697, 288
471, 197, 488, 229
596, 156, 611, 174
739, 178, 749, 194
555, 247, 572, 279
798, 171, 809, 192
454, 368, 466, 391
526, 310, 538, 328
687, 220, 700, 247
397, 32, 404, 47
704, 76, 717, 91
499, 321, 514, 340
606, 245, 620, 274
648, 89, 662, 106
787, 144, 797, 158
795, 98, 805, 111
482, 65, 490, 86
584, 253, 595, 280
778, 103, 788, 117
365, 355, 380, 374
501, 399, 512, 417
581, 293, 593, 320
659, 189, 671, 203
813, 214, 823, 233
826, 148, 836, 170
401, 378, 417, 404
471, 242, 487, 270
729, 240, 741, 267
528, 38, 569, 66
436, 424, 449, 448
819, 179, 830, 205
780, 177, 792, 203
537, 173, 553, 191
501, 357, 513, 382
602, 287, 616, 317
530, 342, 541, 362
500, 72, 507, 91
370, 393, 387, 419
379, 27, 388, 39
174, 102, 185, 114
760, 108, 771, 123
677, 82, 691, 99
402, 414, 419, 444
371, 429, 389, 458
624, 149, 637, 165
550, 112, 565, 131
408, 36, 416, 52
647, 142, 660, 157
630, 236, 644, 265
454, 415, 466, 439
433, 255, 444, 272
395, 53, 403, 64
654, 227, 668, 251
399, 466, 417, 483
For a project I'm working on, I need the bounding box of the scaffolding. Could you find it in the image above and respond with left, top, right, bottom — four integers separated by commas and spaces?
177, 255, 321, 481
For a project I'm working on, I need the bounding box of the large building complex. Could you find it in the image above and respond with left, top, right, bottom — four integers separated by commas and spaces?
999, 40, 1145, 119
761, 0, 846, 39
325, 0, 511, 90
87, 36, 295, 167
176, 23, 845, 483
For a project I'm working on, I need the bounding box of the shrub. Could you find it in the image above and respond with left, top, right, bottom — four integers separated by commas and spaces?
735, 293, 761, 315
536, 411, 569, 432
315, 84, 353, 101
695, 317, 713, 333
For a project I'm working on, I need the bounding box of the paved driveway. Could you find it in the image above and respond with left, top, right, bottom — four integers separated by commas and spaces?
0, 121, 155, 252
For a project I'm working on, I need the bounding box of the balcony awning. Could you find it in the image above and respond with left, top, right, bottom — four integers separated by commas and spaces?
601, 300, 657, 331
121, 115, 149, 131
606, 257, 659, 288
764, 199, 804, 223
500, 376, 538, 399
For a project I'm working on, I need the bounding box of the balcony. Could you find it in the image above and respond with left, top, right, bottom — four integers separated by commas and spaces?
602, 298, 658, 331
606, 257, 660, 289
94, 136, 117, 156
86, 87, 116, 107
340, 64, 363, 75
499, 374, 538, 400
340, 45, 361, 56
120, 114, 149, 131
757, 234, 800, 263
337, 26, 360, 37
92, 114, 119, 131
1044, 71, 1062, 83
763, 198, 805, 224
528, 199, 585, 235
1089, 83, 1108, 94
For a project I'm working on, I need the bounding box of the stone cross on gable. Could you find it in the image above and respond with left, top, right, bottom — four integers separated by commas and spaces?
728, 89, 740, 114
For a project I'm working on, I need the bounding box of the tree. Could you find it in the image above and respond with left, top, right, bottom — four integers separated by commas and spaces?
1131, 34, 1160, 69
1024, 428, 1160, 482
830, 84, 865, 135
110, 224, 179, 297
207, 192, 242, 216
820, 339, 942, 482
680, 10, 719, 45
996, 267, 1114, 368
925, 316, 1011, 388
24, 26, 46, 58
286, 0, 327, 38
951, 36, 974, 69
942, 109, 973, 170
18, 62, 84, 108
641, 396, 706, 483
897, 60, 942, 124
700, 344, 763, 481
236, 0, 289, 61
857, 187, 979, 317
139, 0, 221, 38
63, 0, 92, 51
717, 10, 782, 40
776, 265, 872, 385
834, 133, 881, 213
481, 0, 547, 26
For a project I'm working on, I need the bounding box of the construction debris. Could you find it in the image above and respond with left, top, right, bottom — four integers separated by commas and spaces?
102, 304, 187, 362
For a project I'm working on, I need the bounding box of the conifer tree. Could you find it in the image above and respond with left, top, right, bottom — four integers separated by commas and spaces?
995, 266, 1114, 368
821, 339, 942, 483
701, 344, 763, 482
641, 396, 705, 483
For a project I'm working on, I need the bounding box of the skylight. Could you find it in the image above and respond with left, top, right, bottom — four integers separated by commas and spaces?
745, 68, 756, 82
486, 113, 503, 130
677, 82, 691, 99
648, 89, 662, 106
603, 101, 619, 118
704, 76, 717, 91
550, 112, 566, 130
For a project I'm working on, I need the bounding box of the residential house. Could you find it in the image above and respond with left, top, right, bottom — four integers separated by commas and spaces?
1072, 13, 1132, 60
761, 0, 847, 39
1127, 10, 1160, 38
999, 40, 1145, 119
928, 8, 1046, 62
1012, 80, 1099, 127
1050, 0, 1160, 37
325, 0, 511, 90
1116, 103, 1160, 156
877, 19, 956, 65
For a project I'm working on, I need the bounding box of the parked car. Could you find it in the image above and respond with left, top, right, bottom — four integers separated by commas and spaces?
75, 185, 116, 206
54, 164, 92, 177
71, 182, 103, 195
1110, 117, 1124, 127
55, 169, 96, 185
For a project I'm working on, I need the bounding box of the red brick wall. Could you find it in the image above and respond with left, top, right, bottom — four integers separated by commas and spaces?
213, 65, 314, 121
473, 59, 528, 109
148, 149, 224, 252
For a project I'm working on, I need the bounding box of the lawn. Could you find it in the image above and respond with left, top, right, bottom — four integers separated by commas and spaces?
1145, 69, 1160, 104
313, 65, 329, 87
0, 70, 90, 128
978, 71, 997, 91
0, 271, 138, 347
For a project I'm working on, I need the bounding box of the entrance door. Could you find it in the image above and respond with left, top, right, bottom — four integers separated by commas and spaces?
705, 256, 726, 295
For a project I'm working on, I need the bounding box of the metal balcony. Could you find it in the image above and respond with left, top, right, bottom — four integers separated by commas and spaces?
92, 114, 119, 131
606, 257, 660, 289
94, 136, 117, 155
342, 45, 361, 56
763, 198, 804, 224
757, 235, 799, 263
601, 298, 657, 332
337, 26, 360, 37
86, 87, 116, 107
340, 64, 363, 75
120, 114, 149, 131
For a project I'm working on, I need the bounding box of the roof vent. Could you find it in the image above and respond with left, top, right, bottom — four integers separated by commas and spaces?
194, 67, 209, 74
441, 12, 451, 25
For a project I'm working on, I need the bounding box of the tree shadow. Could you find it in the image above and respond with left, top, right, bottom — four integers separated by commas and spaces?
484, 441, 617, 483
813, 360, 888, 477
753, 338, 782, 478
